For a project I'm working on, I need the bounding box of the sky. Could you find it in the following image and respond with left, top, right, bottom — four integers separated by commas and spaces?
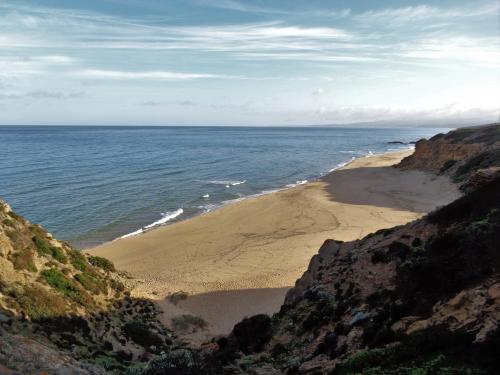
0, 0, 499, 126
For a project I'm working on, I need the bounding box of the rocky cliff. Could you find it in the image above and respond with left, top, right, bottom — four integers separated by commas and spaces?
398, 123, 500, 191
185, 124, 500, 375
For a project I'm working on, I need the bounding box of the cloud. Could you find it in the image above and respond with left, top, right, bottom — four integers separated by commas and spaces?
194, 0, 351, 17
355, 2, 499, 23
27, 90, 85, 99
142, 100, 164, 106
0, 90, 85, 100
178, 100, 196, 106
35, 55, 77, 64
312, 104, 500, 125
75, 69, 228, 80
142, 99, 197, 107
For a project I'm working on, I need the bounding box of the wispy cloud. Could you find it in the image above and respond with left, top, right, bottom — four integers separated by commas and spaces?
75, 69, 232, 80
0, 90, 85, 100
355, 2, 499, 23
0, 0, 498, 125
193, 0, 351, 17
142, 99, 197, 107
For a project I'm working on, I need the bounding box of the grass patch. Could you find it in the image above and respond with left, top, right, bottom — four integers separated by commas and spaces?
88, 256, 115, 272
171, 314, 207, 331
68, 249, 89, 271
32, 236, 67, 264
74, 272, 107, 295
12, 247, 37, 272
41, 268, 91, 305
122, 320, 163, 348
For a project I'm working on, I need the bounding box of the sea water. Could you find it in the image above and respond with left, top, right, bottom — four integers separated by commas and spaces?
0, 126, 447, 248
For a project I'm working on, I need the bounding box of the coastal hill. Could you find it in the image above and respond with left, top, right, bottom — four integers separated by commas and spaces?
0, 200, 181, 373
0, 123, 499, 374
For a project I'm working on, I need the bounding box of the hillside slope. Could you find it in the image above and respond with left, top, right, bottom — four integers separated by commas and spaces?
0, 201, 179, 373
176, 124, 500, 375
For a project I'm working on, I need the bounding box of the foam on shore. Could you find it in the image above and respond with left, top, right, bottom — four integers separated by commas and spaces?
119, 208, 184, 239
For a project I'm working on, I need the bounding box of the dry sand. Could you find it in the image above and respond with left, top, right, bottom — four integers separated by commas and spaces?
88, 149, 460, 341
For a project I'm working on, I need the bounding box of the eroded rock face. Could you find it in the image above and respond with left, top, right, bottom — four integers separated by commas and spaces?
397, 123, 500, 190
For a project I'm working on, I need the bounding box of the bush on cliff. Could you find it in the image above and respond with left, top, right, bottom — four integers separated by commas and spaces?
122, 320, 163, 348
41, 268, 92, 305
89, 255, 116, 272
32, 235, 68, 263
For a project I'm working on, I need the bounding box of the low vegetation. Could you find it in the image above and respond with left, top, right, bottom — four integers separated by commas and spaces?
171, 314, 208, 331
88, 255, 115, 272
8, 284, 68, 320
74, 272, 107, 295
11, 247, 37, 272
122, 320, 163, 348
32, 235, 68, 263
168, 290, 189, 305
41, 268, 91, 306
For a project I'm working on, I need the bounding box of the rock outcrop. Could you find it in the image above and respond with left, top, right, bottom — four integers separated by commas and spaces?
398, 123, 500, 191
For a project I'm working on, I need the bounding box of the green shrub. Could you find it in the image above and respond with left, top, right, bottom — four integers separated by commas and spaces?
89, 256, 115, 272
348, 354, 486, 375
146, 349, 199, 373
32, 236, 67, 263
41, 268, 90, 305
33, 235, 52, 255
68, 249, 89, 271
51, 246, 68, 263
171, 314, 207, 331
338, 347, 393, 373
74, 272, 107, 295
122, 320, 163, 348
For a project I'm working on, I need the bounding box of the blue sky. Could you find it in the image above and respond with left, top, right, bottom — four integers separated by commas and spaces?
0, 0, 498, 125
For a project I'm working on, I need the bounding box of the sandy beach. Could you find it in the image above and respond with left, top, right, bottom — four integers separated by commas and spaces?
88, 149, 460, 340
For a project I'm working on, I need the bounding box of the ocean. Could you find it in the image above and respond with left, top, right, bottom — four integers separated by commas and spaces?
0, 126, 447, 248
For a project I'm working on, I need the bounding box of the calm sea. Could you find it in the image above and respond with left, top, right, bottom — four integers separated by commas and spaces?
0, 126, 447, 248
